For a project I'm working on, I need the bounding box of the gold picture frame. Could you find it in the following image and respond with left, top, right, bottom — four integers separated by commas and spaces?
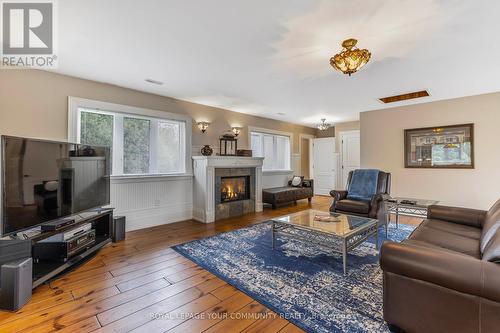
404, 123, 474, 169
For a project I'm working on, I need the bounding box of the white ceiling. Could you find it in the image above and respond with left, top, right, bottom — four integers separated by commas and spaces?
52, 0, 500, 127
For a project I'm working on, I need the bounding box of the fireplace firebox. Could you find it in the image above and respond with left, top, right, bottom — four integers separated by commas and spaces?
220, 176, 250, 203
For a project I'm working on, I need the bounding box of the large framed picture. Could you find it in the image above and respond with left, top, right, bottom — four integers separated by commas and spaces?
404, 123, 474, 169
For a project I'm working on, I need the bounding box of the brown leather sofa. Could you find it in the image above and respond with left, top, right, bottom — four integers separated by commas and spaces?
262, 179, 313, 209
380, 199, 500, 333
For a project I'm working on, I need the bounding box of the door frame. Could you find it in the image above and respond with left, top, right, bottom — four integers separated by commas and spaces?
299, 133, 315, 179
339, 130, 360, 188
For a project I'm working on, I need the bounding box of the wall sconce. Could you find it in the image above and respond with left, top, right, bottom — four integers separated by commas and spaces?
231, 127, 242, 137
197, 122, 210, 133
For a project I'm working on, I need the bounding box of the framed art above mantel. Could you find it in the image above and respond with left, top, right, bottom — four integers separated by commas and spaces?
404, 123, 474, 169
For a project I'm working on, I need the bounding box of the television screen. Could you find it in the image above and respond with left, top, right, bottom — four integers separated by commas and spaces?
1, 136, 111, 236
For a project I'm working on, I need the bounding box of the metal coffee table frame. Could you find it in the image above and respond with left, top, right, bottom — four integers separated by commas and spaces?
271, 217, 379, 275
385, 197, 439, 228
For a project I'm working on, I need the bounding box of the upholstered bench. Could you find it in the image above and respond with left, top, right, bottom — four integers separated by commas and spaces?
262, 179, 313, 209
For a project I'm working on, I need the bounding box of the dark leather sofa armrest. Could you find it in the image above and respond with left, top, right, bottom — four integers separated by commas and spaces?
427, 205, 487, 228
330, 190, 347, 201
380, 241, 500, 303
370, 193, 391, 205
368, 193, 391, 218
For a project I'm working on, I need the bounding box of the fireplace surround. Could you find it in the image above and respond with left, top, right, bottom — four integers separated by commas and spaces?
192, 156, 264, 223
214, 168, 255, 220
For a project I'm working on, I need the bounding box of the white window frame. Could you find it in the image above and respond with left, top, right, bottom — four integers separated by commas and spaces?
248, 126, 293, 173
68, 97, 192, 177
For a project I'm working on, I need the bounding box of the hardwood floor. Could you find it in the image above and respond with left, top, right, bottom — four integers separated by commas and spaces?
0, 196, 422, 333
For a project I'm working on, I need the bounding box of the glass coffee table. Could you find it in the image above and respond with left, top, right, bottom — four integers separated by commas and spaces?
271, 210, 379, 275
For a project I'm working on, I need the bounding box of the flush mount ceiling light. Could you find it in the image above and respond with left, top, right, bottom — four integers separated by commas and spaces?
317, 118, 331, 131
197, 121, 210, 133
330, 38, 371, 76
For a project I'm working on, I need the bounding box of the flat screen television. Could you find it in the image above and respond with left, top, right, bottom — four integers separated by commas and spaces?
1, 136, 111, 236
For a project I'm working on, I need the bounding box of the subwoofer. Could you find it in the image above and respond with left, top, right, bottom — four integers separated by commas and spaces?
113, 216, 126, 242
0, 257, 33, 311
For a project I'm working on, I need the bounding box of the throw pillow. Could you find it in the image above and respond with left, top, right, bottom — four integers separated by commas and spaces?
291, 176, 303, 187
44, 181, 59, 192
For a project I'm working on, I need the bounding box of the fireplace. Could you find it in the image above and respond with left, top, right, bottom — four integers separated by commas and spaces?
192, 157, 263, 223
214, 168, 256, 220
220, 176, 250, 203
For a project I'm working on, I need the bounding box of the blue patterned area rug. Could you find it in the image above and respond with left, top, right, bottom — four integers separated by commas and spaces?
173, 221, 414, 333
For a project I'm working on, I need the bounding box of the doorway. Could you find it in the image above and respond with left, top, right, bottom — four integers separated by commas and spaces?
312, 137, 338, 195
299, 134, 315, 179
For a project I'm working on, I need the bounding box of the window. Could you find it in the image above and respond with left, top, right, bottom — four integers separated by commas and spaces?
78, 108, 186, 176
251, 131, 291, 171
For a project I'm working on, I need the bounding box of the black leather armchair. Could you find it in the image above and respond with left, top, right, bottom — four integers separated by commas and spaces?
330, 170, 391, 229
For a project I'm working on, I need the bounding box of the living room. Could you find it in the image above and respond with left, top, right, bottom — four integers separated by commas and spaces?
0, 1, 499, 333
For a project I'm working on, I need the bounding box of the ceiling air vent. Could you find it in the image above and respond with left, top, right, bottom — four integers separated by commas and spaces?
379, 90, 429, 104
145, 78, 164, 85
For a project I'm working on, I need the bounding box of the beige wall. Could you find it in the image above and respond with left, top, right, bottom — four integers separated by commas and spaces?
0, 70, 316, 155
360, 92, 500, 209
334, 121, 360, 153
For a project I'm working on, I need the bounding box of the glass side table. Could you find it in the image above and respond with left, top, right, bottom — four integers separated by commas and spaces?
385, 197, 439, 228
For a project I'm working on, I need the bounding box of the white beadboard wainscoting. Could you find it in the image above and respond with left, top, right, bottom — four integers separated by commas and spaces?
109, 152, 301, 231
262, 171, 294, 189
110, 175, 193, 231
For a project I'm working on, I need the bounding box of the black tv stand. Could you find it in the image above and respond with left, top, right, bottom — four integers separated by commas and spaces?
4, 209, 114, 288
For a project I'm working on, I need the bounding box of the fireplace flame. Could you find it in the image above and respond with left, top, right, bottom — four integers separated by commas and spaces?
221, 177, 249, 202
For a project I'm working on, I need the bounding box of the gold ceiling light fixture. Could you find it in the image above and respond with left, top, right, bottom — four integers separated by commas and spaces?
330, 38, 371, 76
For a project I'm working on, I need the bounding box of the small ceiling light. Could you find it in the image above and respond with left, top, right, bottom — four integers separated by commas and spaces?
197, 121, 210, 133
330, 38, 371, 76
231, 127, 242, 137
317, 118, 331, 131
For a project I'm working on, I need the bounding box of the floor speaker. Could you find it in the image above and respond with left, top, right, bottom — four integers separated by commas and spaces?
0, 257, 33, 311
113, 216, 126, 242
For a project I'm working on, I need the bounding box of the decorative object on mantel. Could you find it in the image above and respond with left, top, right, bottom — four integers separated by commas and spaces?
236, 149, 252, 157
330, 38, 371, 76
222, 130, 235, 139
200, 145, 213, 156
404, 123, 474, 169
317, 118, 331, 131
219, 135, 237, 156
80, 145, 96, 156
231, 127, 242, 137
197, 121, 210, 133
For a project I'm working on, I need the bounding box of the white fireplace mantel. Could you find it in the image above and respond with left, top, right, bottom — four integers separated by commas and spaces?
192, 156, 264, 223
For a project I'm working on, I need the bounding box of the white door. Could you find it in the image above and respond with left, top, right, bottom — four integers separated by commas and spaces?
340, 130, 361, 188
313, 138, 337, 195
